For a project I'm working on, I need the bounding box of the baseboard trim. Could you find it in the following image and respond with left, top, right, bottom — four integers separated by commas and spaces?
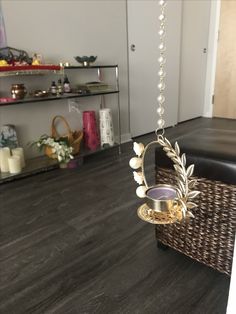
121, 133, 132, 143
115, 133, 132, 144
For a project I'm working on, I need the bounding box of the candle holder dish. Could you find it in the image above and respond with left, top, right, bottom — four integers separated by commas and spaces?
137, 203, 183, 225
129, 135, 200, 224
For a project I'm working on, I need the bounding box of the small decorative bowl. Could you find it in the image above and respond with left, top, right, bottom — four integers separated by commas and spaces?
74, 56, 97, 67
32, 90, 49, 98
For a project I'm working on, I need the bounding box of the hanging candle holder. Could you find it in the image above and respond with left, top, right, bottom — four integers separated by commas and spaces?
130, 138, 200, 224
129, 0, 200, 225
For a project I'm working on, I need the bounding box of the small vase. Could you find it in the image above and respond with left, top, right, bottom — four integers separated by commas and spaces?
83, 111, 100, 150
59, 162, 68, 169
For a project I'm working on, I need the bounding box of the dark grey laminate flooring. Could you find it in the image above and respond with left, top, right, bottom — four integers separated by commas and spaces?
0, 118, 233, 314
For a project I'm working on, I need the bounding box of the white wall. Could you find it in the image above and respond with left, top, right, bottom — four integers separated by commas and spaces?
0, 0, 129, 158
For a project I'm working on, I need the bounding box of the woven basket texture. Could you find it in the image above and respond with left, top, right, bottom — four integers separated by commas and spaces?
155, 167, 236, 276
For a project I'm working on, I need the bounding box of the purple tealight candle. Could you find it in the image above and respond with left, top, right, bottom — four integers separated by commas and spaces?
146, 186, 176, 201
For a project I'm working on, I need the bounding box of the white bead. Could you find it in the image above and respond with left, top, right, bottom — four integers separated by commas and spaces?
158, 69, 166, 77
158, 82, 165, 90
129, 157, 142, 169
157, 107, 164, 115
136, 186, 147, 198
158, 14, 165, 22
158, 56, 166, 64
159, 43, 166, 51
157, 118, 165, 128
159, 0, 166, 6
158, 29, 165, 37
157, 95, 165, 103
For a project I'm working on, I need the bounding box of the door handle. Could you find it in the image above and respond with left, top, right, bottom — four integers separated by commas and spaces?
131, 44, 136, 52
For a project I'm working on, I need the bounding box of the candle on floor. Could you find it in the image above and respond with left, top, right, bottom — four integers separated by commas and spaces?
12, 147, 25, 168
0, 147, 11, 172
8, 155, 22, 174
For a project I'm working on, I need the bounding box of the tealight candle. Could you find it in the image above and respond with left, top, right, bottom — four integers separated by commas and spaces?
8, 155, 22, 174
0, 147, 11, 172
145, 185, 177, 212
12, 147, 25, 168
146, 186, 176, 200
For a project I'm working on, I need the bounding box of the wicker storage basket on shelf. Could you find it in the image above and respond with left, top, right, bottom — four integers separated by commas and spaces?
155, 167, 236, 276
45, 115, 83, 158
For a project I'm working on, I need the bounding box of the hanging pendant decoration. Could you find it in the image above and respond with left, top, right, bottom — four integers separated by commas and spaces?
130, 137, 200, 224
129, 0, 200, 224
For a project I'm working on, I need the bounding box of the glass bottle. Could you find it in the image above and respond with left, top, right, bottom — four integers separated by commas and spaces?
50, 81, 57, 95
63, 75, 71, 93
57, 79, 63, 95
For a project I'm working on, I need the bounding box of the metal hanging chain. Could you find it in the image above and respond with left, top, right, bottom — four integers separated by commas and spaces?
155, 0, 167, 138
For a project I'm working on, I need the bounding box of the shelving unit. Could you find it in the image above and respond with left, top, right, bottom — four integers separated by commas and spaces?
0, 64, 121, 183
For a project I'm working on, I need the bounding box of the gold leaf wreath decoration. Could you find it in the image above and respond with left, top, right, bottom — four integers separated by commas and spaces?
130, 135, 200, 221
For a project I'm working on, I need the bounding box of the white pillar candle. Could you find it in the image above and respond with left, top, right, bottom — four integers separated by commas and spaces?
8, 155, 22, 174
12, 147, 25, 168
0, 147, 11, 172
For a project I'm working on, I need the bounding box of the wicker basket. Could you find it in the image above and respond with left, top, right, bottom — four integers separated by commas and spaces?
155, 167, 236, 276
45, 115, 83, 158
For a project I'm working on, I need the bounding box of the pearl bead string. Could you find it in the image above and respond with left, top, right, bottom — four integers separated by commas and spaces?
156, 0, 167, 135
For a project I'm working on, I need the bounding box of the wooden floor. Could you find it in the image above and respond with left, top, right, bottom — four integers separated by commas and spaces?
0, 118, 233, 314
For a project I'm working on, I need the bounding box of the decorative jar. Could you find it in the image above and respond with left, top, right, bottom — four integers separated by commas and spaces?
11, 84, 27, 100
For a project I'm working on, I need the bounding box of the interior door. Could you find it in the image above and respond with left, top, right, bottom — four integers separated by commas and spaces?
127, 0, 182, 137
178, 0, 211, 122
213, 0, 236, 119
